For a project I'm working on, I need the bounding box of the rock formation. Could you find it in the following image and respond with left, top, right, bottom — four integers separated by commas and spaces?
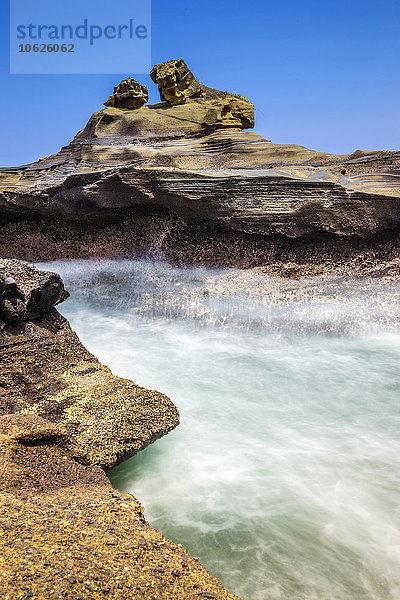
150, 58, 204, 105
0, 260, 240, 599
0, 60, 399, 274
0, 259, 69, 323
148, 58, 254, 128
104, 77, 148, 109
0, 259, 179, 468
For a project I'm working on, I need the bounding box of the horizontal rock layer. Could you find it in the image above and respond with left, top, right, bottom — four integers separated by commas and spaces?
1, 110, 399, 239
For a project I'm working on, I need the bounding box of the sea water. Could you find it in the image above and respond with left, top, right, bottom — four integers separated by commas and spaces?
41, 259, 400, 600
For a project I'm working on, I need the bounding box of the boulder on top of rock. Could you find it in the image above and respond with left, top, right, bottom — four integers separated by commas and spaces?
105, 78, 148, 109
150, 59, 204, 105
149, 59, 254, 127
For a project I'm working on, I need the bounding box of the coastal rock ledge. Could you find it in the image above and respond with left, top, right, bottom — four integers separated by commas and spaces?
0, 259, 239, 600
0, 59, 399, 276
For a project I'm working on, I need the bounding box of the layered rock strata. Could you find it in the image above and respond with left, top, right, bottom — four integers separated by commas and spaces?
0, 260, 239, 599
0, 59, 399, 273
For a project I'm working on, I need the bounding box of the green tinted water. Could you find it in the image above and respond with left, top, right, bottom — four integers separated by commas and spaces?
45, 259, 400, 600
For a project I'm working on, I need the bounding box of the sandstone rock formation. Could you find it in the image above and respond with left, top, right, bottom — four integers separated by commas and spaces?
0, 60, 399, 274
148, 59, 254, 128
150, 58, 203, 105
104, 77, 148, 109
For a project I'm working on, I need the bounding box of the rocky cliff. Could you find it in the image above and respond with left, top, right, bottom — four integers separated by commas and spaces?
0, 259, 240, 599
0, 59, 399, 276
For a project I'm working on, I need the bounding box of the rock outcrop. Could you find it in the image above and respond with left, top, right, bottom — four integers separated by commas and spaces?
150, 59, 203, 105
0, 59, 399, 274
0, 259, 179, 468
0, 260, 239, 599
0, 412, 240, 599
104, 78, 148, 109
0, 259, 69, 323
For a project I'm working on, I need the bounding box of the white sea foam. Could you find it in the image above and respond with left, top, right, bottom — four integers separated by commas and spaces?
41, 259, 400, 600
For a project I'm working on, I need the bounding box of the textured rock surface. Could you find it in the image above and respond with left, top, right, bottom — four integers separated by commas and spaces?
0, 261, 238, 598
0, 61, 399, 268
104, 78, 148, 109
73, 101, 254, 144
0, 258, 69, 323
0, 414, 240, 599
0, 123, 398, 241
150, 58, 204, 105
0, 260, 179, 468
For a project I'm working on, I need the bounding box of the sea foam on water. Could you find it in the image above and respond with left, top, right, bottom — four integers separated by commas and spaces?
41, 258, 400, 600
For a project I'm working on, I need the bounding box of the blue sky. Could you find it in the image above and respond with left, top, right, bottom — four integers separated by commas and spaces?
1, 0, 399, 166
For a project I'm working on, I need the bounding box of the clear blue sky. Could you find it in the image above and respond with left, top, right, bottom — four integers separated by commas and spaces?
1, 0, 399, 166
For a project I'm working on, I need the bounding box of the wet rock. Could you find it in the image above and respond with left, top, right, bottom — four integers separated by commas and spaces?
4, 277, 21, 296
104, 78, 148, 110
0, 259, 69, 324
1, 297, 27, 323
0, 261, 179, 469
150, 59, 203, 105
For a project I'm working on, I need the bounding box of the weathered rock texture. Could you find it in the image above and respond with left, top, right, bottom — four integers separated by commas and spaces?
0, 60, 399, 274
0, 261, 239, 599
0, 259, 179, 468
150, 59, 204, 105
0, 258, 69, 323
105, 78, 148, 109
0, 415, 239, 600
0, 117, 398, 238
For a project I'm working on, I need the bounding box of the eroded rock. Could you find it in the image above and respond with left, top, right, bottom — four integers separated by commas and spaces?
0, 260, 179, 468
150, 58, 203, 105
104, 78, 148, 109
0, 64, 399, 260
0, 259, 69, 323
0, 415, 240, 599
0, 413, 68, 444
149, 59, 254, 128
0, 261, 238, 599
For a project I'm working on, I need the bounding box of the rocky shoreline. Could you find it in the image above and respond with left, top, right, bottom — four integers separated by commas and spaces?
1, 60, 399, 277
0, 214, 400, 279
1, 58, 399, 599
0, 258, 240, 599
0, 60, 400, 267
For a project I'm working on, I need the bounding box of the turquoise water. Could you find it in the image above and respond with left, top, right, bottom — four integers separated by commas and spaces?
44, 259, 400, 600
